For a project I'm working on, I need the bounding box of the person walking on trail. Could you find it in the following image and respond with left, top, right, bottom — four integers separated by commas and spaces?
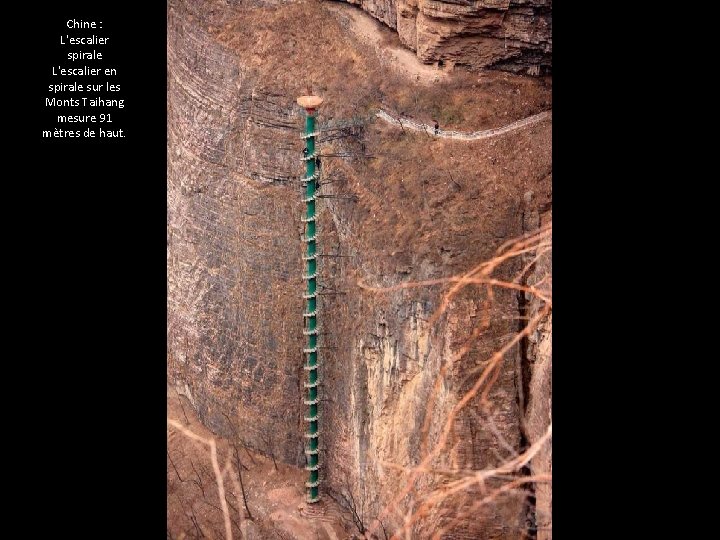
434, 121, 439, 135
302, 146, 308, 158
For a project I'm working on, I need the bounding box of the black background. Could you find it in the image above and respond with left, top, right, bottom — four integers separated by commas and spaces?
4, 1, 685, 537
9, 2, 166, 534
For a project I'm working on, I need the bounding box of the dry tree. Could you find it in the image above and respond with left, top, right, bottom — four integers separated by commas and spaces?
357, 223, 552, 539
221, 411, 255, 519
167, 223, 551, 540
167, 418, 240, 540
328, 480, 372, 536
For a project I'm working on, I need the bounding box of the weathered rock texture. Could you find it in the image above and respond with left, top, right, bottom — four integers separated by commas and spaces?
167, 1, 307, 465
347, 0, 552, 74
522, 199, 552, 540
167, 0, 552, 537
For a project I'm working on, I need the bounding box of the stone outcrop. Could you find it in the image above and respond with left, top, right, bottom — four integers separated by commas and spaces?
348, 0, 552, 74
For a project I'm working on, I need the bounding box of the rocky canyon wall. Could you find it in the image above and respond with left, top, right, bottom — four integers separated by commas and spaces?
347, 0, 552, 74
522, 199, 552, 540
167, 1, 307, 465
167, 0, 551, 537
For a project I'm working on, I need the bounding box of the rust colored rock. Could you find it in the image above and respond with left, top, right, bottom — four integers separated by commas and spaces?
167, 0, 552, 537
523, 206, 552, 540
167, 0, 306, 465
352, 0, 552, 74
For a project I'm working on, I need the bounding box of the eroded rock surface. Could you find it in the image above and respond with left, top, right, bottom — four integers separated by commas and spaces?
167, 0, 306, 465
348, 0, 552, 74
167, 0, 552, 537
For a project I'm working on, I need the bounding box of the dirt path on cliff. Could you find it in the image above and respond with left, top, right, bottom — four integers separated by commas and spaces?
376, 109, 552, 140
323, 2, 447, 85
167, 387, 353, 539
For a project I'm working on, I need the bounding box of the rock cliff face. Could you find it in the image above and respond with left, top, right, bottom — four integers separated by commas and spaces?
522, 200, 552, 540
167, 0, 551, 537
167, 2, 307, 464
348, 0, 552, 74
